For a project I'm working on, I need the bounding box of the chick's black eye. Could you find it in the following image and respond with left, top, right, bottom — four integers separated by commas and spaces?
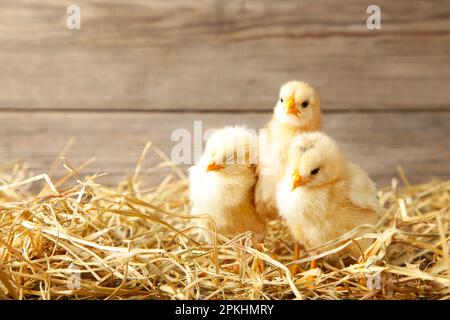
301, 100, 309, 108
310, 168, 320, 175
280, 98, 284, 103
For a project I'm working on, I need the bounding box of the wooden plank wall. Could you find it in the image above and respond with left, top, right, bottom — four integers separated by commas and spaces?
0, 0, 449, 187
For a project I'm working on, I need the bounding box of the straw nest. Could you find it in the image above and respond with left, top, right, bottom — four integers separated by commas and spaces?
0, 146, 449, 300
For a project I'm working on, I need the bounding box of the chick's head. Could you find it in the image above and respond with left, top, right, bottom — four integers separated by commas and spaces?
274, 81, 322, 130
288, 132, 346, 189
200, 126, 258, 180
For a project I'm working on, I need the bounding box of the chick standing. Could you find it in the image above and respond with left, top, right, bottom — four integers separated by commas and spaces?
255, 81, 322, 222
189, 126, 266, 244
276, 132, 381, 267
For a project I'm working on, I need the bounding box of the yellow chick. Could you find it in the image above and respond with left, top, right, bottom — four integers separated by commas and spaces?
276, 132, 381, 266
255, 81, 323, 222
189, 126, 266, 244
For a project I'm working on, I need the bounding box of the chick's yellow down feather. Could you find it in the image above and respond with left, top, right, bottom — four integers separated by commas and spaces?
255, 81, 322, 222
189, 126, 266, 244
276, 132, 381, 261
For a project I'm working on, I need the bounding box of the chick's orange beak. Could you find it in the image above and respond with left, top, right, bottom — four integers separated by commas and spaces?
206, 162, 225, 172
285, 95, 298, 115
291, 168, 308, 190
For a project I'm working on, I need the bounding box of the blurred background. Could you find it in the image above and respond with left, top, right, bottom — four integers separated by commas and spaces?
0, 0, 449, 186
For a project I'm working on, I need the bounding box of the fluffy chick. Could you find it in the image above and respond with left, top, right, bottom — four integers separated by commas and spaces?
276, 132, 381, 262
189, 126, 266, 244
255, 81, 323, 222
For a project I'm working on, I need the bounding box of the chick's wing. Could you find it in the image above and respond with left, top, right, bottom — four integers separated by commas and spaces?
346, 162, 382, 215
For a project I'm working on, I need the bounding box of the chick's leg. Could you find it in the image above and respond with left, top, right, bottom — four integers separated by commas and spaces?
289, 241, 302, 275
307, 258, 318, 284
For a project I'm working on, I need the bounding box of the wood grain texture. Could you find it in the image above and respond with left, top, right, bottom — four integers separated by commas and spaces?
0, 111, 448, 187
0, 0, 449, 111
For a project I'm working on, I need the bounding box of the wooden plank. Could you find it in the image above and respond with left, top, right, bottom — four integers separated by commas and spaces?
0, 0, 449, 111
0, 110, 448, 187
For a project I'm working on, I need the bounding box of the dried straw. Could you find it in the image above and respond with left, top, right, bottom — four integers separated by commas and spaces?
0, 147, 449, 300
